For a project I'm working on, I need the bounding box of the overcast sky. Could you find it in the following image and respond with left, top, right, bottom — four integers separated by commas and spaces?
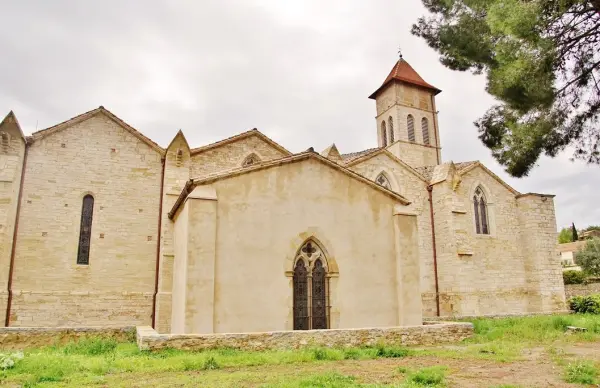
1, 0, 598, 230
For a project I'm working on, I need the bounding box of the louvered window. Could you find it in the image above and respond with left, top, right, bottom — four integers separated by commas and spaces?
407, 115, 415, 142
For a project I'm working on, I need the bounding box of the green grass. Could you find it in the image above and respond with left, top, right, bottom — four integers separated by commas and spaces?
564, 360, 600, 385
0, 314, 598, 386
406, 366, 447, 386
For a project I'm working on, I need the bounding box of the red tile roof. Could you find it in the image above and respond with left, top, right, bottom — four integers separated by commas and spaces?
369, 59, 441, 99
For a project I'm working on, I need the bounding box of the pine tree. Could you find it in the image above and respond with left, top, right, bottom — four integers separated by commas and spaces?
412, 0, 600, 177
572, 223, 579, 242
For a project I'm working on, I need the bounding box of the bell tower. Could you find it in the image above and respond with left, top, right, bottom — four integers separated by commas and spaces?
369, 54, 442, 168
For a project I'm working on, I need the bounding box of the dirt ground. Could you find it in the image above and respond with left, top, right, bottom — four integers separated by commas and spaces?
93, 342, 598, 388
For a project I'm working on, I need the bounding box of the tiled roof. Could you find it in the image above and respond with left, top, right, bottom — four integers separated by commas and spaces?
340, 147, 380, 163
369, 59, 441, 99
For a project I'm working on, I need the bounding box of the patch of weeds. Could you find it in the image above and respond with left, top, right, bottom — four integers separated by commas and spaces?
406, 366, 447, 387
312, 348, 342, 361
216, 347, 239, 356
296, 372, 357, 387
14, 354, 78, 384
182, 358, 203, 371
564, 360, 599, 385
202, 356, 220, 370
551, 316, 572, 331
376, 344, 411, 358
62, 337, 118, 356
343, 348, 361, 360
145, 347, 184, 358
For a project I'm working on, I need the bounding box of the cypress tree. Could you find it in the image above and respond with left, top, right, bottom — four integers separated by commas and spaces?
572, 223, 579, 242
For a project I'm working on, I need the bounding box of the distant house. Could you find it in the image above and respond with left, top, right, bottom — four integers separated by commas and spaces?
558, 241, 587, 267
582, 230, 600, 240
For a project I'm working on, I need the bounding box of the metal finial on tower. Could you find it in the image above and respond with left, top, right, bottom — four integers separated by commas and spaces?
398, 46, 403, 60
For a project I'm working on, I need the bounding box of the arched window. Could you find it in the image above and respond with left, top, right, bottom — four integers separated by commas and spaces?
293, 240, 329, 330
176, 149, 183, 167
77, 194, 94, 265
422, 118, 430, 145
381, 121, 387, 147
407, 115, 415, 142
242, 153, 261, 167
388, 116, 394, 144
473, 187, 489, 235
375, 172, 391, 190
1, 132, 9, 152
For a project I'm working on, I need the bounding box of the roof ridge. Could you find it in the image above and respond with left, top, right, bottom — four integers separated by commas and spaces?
30, 106, 164, 155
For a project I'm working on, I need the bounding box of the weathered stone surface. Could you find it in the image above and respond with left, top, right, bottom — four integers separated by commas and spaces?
137, 322, 474, 352
0, 326, 134, 350
565, 282, 600, 299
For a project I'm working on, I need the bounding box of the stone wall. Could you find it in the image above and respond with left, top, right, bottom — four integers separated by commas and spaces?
565, 282, 600, 299
0, 326, 134, 350
190, 133, 288, 178
348, 153, 437, 317
10, 112, 163, 327
0, 114, 25, 325
136, 322, 474, 351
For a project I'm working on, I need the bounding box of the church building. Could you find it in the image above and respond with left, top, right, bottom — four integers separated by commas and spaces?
0, 57, 565, 333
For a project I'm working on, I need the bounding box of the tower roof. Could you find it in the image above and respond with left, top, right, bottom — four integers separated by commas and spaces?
369, 58, 441, 99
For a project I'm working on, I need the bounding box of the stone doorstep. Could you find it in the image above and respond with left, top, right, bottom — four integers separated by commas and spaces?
136, 322, 474, 352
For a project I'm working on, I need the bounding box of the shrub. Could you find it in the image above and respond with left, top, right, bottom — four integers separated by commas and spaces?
565, 361, 599, 385
575, 238, 600, 276
569, 295, 600, 314
563, 270, 586, 285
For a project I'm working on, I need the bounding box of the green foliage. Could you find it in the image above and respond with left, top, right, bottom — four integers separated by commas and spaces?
0, 351, 23, 370
575, 238, 600, 275
268, 372, 358, 388
564, 360, 599, 385
558, 227, 573, 244
312, 348, 343, 361
375, 344, 412, 358
569, 295, 600, 314
563, 270, 587, 285
572, 223, 579, 242
1, 315, 600, 386
405, 366, 447, 386
62, 337, 118, 356
412, 0, 600, 177
342, 348, 361, 360
202, 356, 220, 370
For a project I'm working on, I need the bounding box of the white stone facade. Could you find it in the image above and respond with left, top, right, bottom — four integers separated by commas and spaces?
0, 59, 565, 332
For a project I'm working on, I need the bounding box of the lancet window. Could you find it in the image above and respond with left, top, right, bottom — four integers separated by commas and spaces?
293, 240, 329, 330
473, 186, 489, 235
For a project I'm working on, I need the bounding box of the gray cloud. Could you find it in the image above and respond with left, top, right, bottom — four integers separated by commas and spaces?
1, 0, 598, 229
